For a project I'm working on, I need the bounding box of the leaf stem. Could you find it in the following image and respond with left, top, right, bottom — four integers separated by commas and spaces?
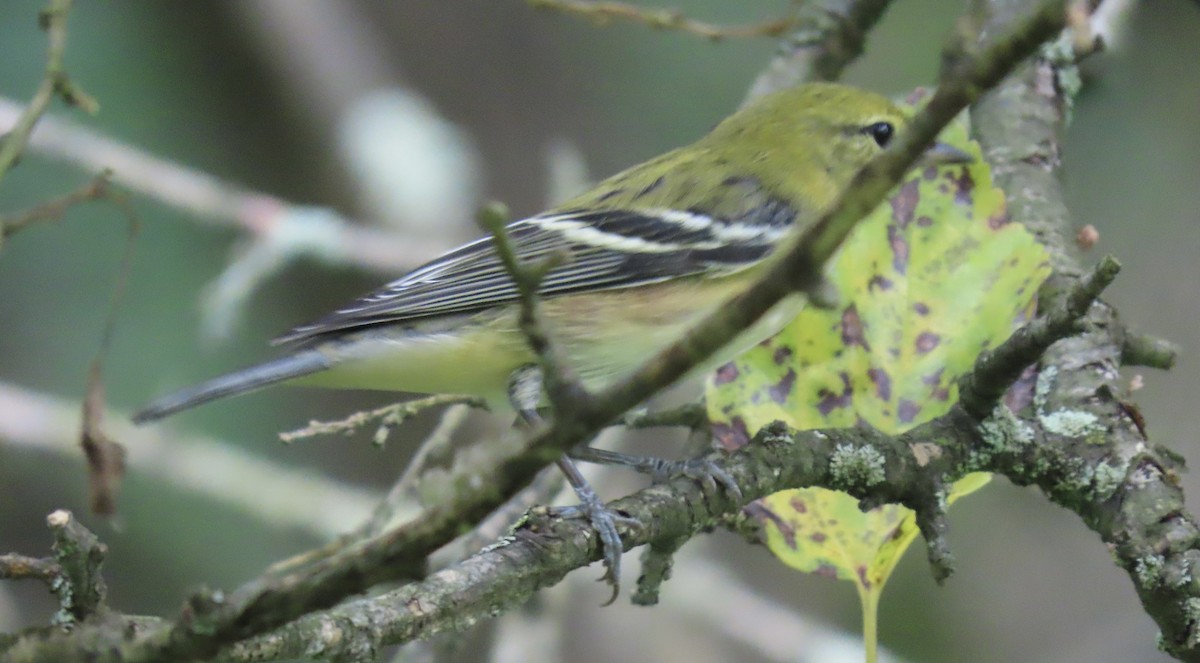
860, 584, 880, 663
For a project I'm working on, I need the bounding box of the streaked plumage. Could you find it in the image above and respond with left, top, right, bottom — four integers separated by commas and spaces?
272, 207, 785, 347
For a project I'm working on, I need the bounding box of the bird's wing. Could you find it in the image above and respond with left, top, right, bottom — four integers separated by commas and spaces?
274, 205, 793, 347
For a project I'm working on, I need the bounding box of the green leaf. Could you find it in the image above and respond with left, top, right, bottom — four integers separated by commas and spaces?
757, 472, 991, 595
756, 473, 989, 663
706, 98, 1050, 660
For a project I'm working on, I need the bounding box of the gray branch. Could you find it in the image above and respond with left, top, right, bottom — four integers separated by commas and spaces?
747, 0, 896, 100
968, 1, 1200, 657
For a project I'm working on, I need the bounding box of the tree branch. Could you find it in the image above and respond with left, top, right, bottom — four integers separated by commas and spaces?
0, 172, 112, 241
958, 255, 1120, 420
747, 0, 896, 100
45, 510, 107, 624
278, 394, 485, 447
968, 0, 1199, 658
0, 556, 59, 585
0, 98, 448, 275
527, 0, 796, 41
222, 253, 1112, 657
0, 381, 378, 540
1122, 332, 1179, 370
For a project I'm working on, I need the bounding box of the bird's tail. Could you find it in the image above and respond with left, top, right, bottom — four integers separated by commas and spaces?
132, 351, 330, 423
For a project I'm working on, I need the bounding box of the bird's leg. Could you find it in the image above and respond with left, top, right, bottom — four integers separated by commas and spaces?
567, 445, 742, 503
506, 363, 547, 425
550, 455, 638, 600
507, 365, 636, 602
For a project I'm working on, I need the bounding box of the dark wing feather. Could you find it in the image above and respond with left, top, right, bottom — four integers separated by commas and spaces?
274, 207, 789, 347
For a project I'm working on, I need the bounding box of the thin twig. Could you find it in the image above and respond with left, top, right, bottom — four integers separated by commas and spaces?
0, 98, 447, 274
362, 403, 477, 536
1, 172, 142, 516
0, 381, 378, 539
431, 465, 567, 571
279, 394, 486, 446
78, 182, 140, 516
0, 555, 60, 585
0, 0, 95, 185
619, 402, 708, 430
0, 172, 111, 241
267, 403, 477, 576
528, 0, 796, 41
958, 256, 1121, 419
477, 202, 588, 416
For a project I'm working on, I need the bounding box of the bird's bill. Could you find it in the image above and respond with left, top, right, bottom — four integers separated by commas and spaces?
919, 141, 973, 166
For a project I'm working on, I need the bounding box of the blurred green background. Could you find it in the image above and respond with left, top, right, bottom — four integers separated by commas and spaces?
1, 2, 1198, 662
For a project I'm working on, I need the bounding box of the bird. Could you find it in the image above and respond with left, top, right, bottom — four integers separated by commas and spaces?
133, 82, 970, 594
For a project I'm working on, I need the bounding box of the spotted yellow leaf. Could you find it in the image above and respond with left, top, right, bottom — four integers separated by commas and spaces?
706, 92, 1050, 661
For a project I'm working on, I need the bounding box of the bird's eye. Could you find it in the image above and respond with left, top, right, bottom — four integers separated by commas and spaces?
863, 121, 894, 148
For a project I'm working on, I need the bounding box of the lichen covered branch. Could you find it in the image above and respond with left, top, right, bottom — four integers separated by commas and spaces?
224, 261, 1113, 657
968, 0, 1197, 658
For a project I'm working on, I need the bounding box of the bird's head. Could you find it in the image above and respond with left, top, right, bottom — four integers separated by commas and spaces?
705, 83, 970, 208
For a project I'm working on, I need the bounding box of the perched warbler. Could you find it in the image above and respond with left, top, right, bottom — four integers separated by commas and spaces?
134, 83, 967, 424
134, 83, 968, 592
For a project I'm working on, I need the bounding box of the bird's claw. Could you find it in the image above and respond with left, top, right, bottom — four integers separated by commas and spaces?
550, 497, 638, 605
653, 457, 743, 503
